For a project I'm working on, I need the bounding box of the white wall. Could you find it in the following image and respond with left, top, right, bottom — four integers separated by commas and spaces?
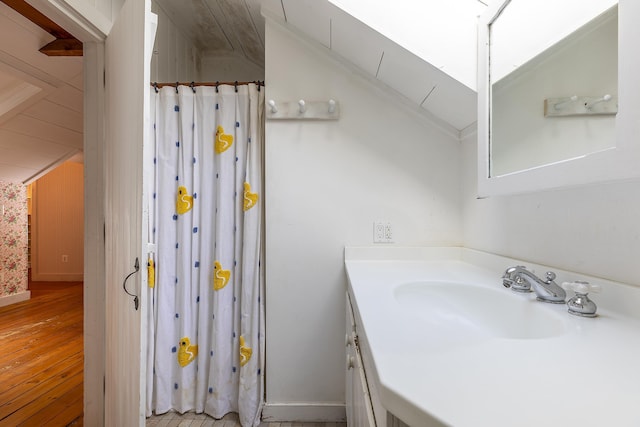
466, 0, 640, 287
264, 20, 462, 419
462, 135, 640, 287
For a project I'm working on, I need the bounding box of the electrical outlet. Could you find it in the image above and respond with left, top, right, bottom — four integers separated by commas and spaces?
373, 221, 393, 243
384, 222, 393, 242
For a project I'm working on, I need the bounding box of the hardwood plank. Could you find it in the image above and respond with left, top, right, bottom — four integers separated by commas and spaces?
19, 380, 83, 426
2, 373, 83, 425
0, 353, 83, 420
0, 282, 83, 425
0, 346, 82, 403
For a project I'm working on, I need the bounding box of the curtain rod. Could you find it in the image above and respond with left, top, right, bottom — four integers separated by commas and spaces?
152, 80, 265, 93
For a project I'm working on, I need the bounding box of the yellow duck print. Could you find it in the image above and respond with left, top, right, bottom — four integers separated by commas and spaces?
243, 182, 259, 212
147, 258, 155, 288
215, 125, 234, 154
176, 185, 193, 215
239, 335, 252, 367
213, 261, 231, 290
178, 337, 198, 367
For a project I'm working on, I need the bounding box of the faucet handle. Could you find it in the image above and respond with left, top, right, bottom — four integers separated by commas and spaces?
561, 281, 601, 294
545, 271, 557, 282
562, 281, 601, 317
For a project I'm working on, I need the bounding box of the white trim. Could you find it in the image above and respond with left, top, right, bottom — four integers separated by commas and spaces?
29, 273, 84, 281
0, 290, 31, 307
22, 150, 81, 185
83, 40, 106, 427
26, 0, 110, 42
261, 403, 346, 423
477, 1, 640, 197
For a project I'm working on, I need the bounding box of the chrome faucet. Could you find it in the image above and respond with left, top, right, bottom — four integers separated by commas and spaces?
502, 265, 566, 304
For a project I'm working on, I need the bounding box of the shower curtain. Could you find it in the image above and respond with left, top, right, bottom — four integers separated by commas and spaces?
145, 83, 265, 427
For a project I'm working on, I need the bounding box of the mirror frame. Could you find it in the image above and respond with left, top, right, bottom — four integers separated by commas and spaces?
477, 0, 640, 197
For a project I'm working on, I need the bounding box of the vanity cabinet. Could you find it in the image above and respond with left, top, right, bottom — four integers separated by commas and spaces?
346, 291, 412, 427
345, 292, 376, 426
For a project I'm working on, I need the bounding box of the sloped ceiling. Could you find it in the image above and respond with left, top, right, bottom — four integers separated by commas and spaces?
152, 0, 484, 133
0, 0, 487, 183
154, 0, 265, 68
0, 2, 82, 183
262, 0, 486, 134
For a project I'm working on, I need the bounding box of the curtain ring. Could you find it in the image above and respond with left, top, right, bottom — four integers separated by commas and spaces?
175, 82, 179, 94
234, 81, 238, 93
153, 82, 159, 93
190, 82, 196, 93
215, 81, 219, 93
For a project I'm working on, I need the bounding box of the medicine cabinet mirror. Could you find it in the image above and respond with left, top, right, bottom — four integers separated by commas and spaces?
477, 0, 640, 196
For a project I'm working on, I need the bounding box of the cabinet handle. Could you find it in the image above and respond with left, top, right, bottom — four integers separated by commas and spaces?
346, 355, 355, 370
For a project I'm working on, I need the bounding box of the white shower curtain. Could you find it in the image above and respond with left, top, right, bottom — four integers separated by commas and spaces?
145, 83, 265, 426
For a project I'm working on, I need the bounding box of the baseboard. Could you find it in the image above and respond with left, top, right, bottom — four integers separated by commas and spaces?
0, 290, 31, 307
261, 402, 346, 422
31, 273, 83, 282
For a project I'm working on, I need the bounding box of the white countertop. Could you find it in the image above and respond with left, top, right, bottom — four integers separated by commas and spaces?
345, 247, 640, 427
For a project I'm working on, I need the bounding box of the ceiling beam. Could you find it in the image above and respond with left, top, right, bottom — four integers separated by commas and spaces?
39, 38, 83, 56
0, 0, 83, 56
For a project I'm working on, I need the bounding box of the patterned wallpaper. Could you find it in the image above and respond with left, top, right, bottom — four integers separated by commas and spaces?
0, 181, 28, 298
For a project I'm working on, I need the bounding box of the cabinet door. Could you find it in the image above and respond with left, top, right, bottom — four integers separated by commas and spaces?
346, 293, 376, 426
346, 293, 356, 425
346, 335, 356, 425
104, 0, 154, 424
353, 344, 376, 426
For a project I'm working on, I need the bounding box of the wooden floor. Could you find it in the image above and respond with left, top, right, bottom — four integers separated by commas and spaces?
0, 282, 344, 427
0, 281, 84, 426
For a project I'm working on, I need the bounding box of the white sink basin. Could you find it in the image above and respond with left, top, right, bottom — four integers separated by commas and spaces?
394, 281, 566, 339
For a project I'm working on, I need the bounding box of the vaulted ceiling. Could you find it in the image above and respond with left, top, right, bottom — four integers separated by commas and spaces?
0, 0, 487, 183
0, 1, 83, 183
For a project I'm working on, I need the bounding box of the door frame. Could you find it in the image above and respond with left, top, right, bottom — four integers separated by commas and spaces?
26, 2, 109, 425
